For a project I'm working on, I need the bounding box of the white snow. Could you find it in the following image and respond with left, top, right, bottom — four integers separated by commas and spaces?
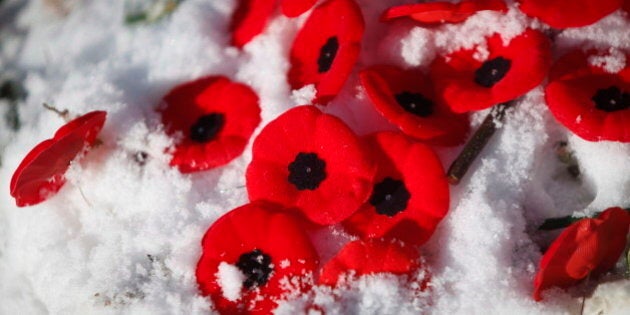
216, 262, 245, 302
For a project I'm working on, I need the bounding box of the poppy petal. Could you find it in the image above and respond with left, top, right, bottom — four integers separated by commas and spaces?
430, 29, 551, 113
359, 65, 469, 146
246, 105, 377, 225
230, 0, 277, 48
10, 111, 107, 207
158, 76, 261, 173
280, 0, 317, 17
517, 0, 623, 28
381, 0, 507, 24
288, 0, 365, 104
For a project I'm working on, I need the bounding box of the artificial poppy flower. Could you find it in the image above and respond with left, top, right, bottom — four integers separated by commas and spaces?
246, 105, 376, 225
230, 0, 276, 48
533, 207, 630, 301
430, 29, 551, 113
342, 131, 449, 245
545, 50, 630, 142
10, 111, 106, 207
158, 76, 261, 173
319, 239, 423, 286
288, 0, 365, 104
517, 0, 623, 29
196, 201, 319, 314
280, 0, 317, 17
359, 65, 469, 146
381, 0, 507, 24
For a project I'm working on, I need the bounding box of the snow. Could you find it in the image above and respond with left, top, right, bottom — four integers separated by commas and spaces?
216, 263, 245, 302
0, 0, 629, 314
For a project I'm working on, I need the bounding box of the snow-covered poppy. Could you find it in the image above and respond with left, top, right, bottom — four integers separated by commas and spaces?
281, 0, 317, 17
319, 239, 423, 286
288, 0, 364, 104
158, 76, 261, 173
10, 111, 106, 207
246, 106, 376, 225
533, 207, 630, 301
381, 0, 507, 24
196, 201, 319, 314
430, 29, 551, 113
230, 0, 276, 48
545, 50, 630, 142
342, 132, 449, 245
359, 65, 469, 146
517, 0, 623, 29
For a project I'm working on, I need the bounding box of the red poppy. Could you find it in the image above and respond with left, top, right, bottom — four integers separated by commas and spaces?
318, 239, 423, 286
342, 132, 449, 245
430, 29, 551, 113
246, 106, 376, 225
230, 0, 276, 48
533, 207, 630, 301
545, 50, 630, 142
359, 65, 469, 146
517, 0, 623, 29
158, 76, 261, 173
288, 0, 365, 104
10, 111, 107, 207
196, 201, 319, 314
281, 0, 317, 17
381, 0, 507, 24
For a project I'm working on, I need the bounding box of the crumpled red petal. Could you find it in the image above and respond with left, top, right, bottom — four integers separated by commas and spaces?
533, 207, 630, 301
318, 239, 423, 286
280, 0, 317, 17
381, 0, 507, 24
159, 76, 261, 173
196, 201, 319, 315
288, 0, 364, 104
517, 0, 622, 28
430, 29, 551, 113
359, 65, 469, 146
230, 0, 277, 48
545, 50, 630, 142
10, 111, 107, 207
246, 105, 376, 225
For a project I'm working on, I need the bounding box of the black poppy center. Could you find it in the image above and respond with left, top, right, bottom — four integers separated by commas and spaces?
395, 91, 434, 117
235, 249, 273, 289
369, 177, 411, 217
317, 36, 339, 73
474, 57, 511, 88
189, 113, 225, 143
288, 152, 327, 190
592, 86, 630, 112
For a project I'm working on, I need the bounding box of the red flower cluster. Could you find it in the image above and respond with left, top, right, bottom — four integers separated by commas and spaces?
382, 0, 507, 24
533, 207, 630, 301
10, 111, 106, 207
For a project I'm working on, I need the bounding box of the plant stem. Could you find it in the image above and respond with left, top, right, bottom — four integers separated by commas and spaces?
447, 101, 513, 185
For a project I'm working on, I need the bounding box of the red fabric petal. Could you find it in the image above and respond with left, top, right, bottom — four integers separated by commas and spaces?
518, 0, 622, 28
318, 239, 423, 286
343, 132, 449, 245
381, 0, 507, 24
246, 106, 376, 225
280, 0, 317, 17
545, 50, 630, 142
359, 65, 469, 146
10, 111, 107, 207
533, 207, 630, 301
159, 76, 261, 173
230, 0, 277, 48
430, 29, 551, 113
288, 0, 365, 104
196, 201, 318, 314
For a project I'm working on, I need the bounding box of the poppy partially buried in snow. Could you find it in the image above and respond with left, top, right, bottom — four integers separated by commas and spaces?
319, 239, 424, 286
288, 0, 364, 104
430, 29, 551, 113
533, 207, 630, 301
517, 0, 623, 29
359, 65, 469, 146
545, 50, 630, 142
10, 111, 106, 207
158, 76, 261, 173
246, 106, 376, 225
196, 202, 318, 314
343, 132, 449, 245
381, 0, 507, 24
